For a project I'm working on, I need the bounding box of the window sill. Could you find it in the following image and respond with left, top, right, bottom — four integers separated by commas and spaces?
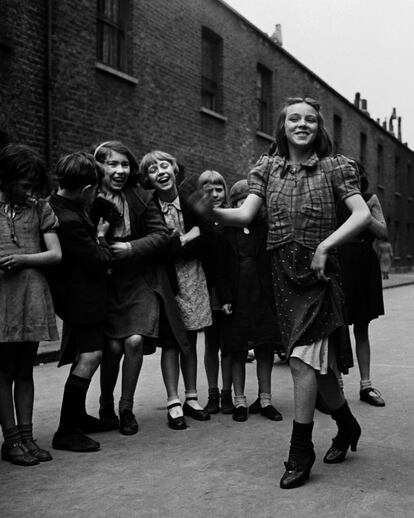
256, 130, 274, 142
200, 107, 227, 122
394, 191, 402, 197
377, 184, 384, 190
95, 62, 138, 85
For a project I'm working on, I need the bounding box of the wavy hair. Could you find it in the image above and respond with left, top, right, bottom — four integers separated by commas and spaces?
275, 97, 332, 158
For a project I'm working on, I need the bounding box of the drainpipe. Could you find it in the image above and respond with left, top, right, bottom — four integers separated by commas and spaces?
45, 0, 53, 170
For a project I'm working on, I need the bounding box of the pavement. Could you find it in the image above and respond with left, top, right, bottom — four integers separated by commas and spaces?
1, 280, 414, 517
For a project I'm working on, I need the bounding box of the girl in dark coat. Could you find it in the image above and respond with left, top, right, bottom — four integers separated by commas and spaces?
140, 150, 212, 430
218, 180, 282, 422
93, 141, 189, 435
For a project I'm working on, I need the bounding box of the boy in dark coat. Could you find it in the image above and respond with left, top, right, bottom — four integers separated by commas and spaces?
49, 152, 112, 452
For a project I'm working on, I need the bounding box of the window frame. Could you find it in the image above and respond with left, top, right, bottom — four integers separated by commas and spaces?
201, 27, 223, 114
256, 64, 273, 135
96, 0, 128, 72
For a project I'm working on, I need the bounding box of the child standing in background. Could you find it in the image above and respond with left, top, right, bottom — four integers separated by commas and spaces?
0, 144, 61, 466
218, 179, 282, 422
140, 150, 212, 428
198, 170, 234, 415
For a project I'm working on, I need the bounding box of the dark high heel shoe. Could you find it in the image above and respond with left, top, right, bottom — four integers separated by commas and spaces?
323, 421, 361, 464
280, 450, 316, 489
167, 403, 187, 430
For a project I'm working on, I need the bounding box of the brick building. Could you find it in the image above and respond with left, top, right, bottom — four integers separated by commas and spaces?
1, 0, 413, 267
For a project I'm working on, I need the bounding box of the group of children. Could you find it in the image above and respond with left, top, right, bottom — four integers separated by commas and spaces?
0, 97, 387, 490
0, 140, 282, 467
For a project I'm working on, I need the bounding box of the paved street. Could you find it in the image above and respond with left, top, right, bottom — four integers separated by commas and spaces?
1, 283, 414, 518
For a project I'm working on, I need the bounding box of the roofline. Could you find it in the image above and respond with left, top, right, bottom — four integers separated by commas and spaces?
217, 0, 414, 155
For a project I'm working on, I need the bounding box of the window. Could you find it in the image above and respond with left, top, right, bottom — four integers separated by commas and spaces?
96, 0, 128, 71
201, 28, 223, 113
377, 144, 384, 185
359, 132, 367, 165
256, 65, 273, 134
407, 163, 413, 198
333, 115, 342, 154
395, 155, 401, 192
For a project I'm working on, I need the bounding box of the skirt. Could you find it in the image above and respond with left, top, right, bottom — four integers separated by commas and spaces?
271, 242, 353, 374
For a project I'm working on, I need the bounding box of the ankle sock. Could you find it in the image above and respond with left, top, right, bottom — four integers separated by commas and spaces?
259, 392, 272, 408
119, 397, 133, 415
57, 373, 90, 432
167, 396, 183, 418
18, 424, 33, 443
360, 379, 372, 391
2, 425, 21, 447
185, 391, 203, 410
234, 395, 247, 408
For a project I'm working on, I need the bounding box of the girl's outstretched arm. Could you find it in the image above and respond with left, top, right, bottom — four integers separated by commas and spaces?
311, 193, 370, 281
0, 232, 62, 271
213, 194, 263, 227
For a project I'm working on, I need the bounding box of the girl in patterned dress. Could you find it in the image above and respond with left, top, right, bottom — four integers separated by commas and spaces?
140, 150, 212, 429
0, 144, 61, 466
209, 98, 371, 488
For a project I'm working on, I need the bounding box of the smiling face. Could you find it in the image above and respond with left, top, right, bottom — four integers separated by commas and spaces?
9, 173, 37, 205
101, 150, 130, 193
146, 159, 178, 198
284, 102, 318, 152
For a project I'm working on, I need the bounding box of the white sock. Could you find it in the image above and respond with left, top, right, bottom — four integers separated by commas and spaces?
234, 395, 247, 408
360, 379, 372, 391
185, 391, 203, 410
167, 397, 183, 418
259, 392, 272, 408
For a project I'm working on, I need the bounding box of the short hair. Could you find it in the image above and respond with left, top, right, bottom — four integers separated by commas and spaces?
139, 150, 179, 189
348, 158, 369, 193
91, 140, 140, 187
0, 143, 50, 196
55, 152, 104, 190
198, 170, 230, 207
275, 97, 332, 158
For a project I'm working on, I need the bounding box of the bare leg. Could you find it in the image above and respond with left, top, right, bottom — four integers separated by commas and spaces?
353, 322, 370, 381
289, 357, 317, 423
180, 331, 198, 392
120, 335, 143, 409
161, 348, 180, 399
255, 345, 274, 394
100, 338, 123, 407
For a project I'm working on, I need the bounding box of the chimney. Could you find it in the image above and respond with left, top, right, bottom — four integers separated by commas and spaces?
354, 92, 361, 109
382, 119, 387, 129
361, 99, 369, 116
398, 117, 402, 141
389, 108, 397, 136
270, 24, 283, 46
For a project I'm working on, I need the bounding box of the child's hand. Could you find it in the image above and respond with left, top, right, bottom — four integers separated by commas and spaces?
186, 189, 214, 218
222, 303, 233, 315
109, 242, 132, 260
180, 226, 200, 246
311, 245, 330, 282
97, 217, 110, 238
0, 254, 27, 272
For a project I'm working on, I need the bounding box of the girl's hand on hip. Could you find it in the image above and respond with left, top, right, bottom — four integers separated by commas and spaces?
221, 303, 233, 315
0, 254, 27, 272
311, 245, 330, 282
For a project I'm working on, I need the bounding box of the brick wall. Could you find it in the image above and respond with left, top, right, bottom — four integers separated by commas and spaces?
1, 0, 413, 265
